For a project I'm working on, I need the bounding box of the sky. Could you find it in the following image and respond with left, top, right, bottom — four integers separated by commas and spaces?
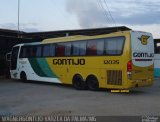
0, 0, 159, 38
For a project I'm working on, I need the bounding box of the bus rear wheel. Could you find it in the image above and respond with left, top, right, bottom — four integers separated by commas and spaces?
72, 75, 86, 90
20, 72, 27, 82
86, 75, 99, 91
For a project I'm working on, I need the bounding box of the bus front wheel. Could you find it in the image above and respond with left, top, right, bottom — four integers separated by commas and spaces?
72, 75, 86, 90
20, 72, 27, 82
86, 75, 99, 91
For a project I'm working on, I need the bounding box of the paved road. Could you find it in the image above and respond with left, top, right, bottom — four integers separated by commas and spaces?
0, 78, 160, 116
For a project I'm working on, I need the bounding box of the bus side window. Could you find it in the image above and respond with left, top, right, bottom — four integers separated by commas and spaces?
36, 46, 42, 57
72, 42, 80, 56
79, 41, 87, 56
31, 46, 37, 57
97, 39, 104, 55
50, 44, 55, 56
56, 43, 65, 57
65, 42, 71, 56
20, 46, 31, 58
43, 45, 50, 57
19, 46, 26, 58
87, 40, 97, 56
105, 37, 124, 55
27, 47, 32, 57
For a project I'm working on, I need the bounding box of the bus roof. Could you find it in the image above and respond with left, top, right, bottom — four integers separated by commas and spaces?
42, 30, 131, 44
42, 35, 90, 43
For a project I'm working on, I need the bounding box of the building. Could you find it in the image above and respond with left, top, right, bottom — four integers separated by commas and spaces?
0, 29, 38, 76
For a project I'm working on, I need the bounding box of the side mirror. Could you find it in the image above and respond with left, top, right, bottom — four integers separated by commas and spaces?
6, 52, 11, 61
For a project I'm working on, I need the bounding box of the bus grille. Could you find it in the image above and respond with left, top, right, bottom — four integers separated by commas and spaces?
107, 70, 122, 85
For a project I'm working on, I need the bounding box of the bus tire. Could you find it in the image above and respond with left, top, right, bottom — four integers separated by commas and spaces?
20, 72, 27, 82
86, 75, 99, 91
72, 74, 86, 90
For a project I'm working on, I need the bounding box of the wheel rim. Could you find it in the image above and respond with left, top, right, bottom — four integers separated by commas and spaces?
75, 81, 83, 88
73, 76, 85, 90
87, 77, 99, 90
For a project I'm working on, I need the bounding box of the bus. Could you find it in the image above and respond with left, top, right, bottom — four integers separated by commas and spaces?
10, 30, 154, 90
154, 39, 160, 77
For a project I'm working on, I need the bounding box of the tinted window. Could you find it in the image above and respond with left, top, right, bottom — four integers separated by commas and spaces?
87, 39, 104, 56
87, 40, 97, 55
71, 41, 87, 56
31, 46, 37, 57
20, 46, 27, 58
20, 46, 42, 58
72, 42, 80, 56
97, 39, 104, 55
56, 43, 65, 56
79, 41, 87, 56
50, 44, 55, 56
42, 44, 55, 57
20, 46, 32, 58
43, 45, 50, 57
36, 46, 42, 57
105, 37, 124, 55
26, 47, 31, 57
19, 36, 124, 58
65, 42, 71, 56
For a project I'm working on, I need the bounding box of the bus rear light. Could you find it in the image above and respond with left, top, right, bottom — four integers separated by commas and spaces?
127, 60, 132, 79
127, 60, 132, 72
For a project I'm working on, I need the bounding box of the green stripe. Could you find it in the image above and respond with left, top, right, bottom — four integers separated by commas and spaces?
154, 68, 160, 77
28, 58, 57, 78
36, 58, 57, 77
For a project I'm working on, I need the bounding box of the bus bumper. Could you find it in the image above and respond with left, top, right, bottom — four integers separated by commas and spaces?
129, 78, 154, 88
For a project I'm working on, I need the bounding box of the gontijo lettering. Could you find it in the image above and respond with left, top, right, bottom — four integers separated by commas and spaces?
53, 59, 85, 65
133, 52, 154, 58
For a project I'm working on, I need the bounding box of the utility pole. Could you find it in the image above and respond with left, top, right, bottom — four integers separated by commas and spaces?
18, 0, 20, 39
